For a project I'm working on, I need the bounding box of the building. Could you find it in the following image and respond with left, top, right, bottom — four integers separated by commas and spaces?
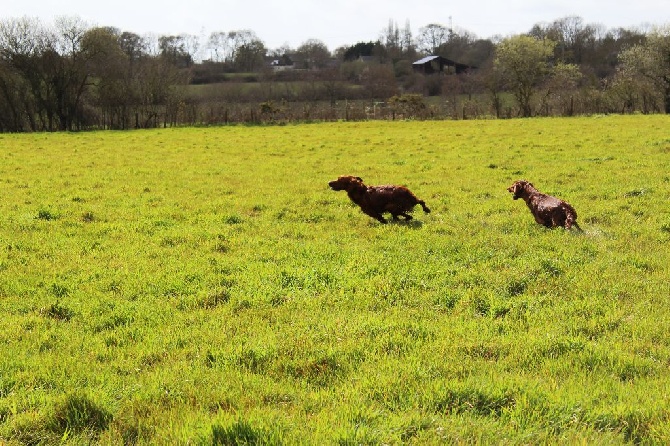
412, 55, 474, 75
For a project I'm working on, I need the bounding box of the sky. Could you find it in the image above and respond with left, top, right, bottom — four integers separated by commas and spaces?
3, 0, 669, 51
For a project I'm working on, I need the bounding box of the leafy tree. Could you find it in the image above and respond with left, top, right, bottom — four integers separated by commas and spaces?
540, 62, 583, 115
494, 35, 556, 117
617, 26, 670, 113
234, 38, 266, 72
340, 41, 378, 62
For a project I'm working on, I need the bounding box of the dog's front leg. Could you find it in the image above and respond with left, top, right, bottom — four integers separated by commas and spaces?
363, 209, 387, 223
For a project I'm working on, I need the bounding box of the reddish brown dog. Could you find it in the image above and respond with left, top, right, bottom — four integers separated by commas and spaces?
507, 180, 582, 230
329, 175, 431, 224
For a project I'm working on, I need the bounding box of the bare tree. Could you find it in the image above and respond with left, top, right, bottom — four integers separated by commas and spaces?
417, 24, 450, 55
400, 20, 415, 56
295, 39, 331, 69
381, 19, 401, 60
158, 34, 194, 68
82, 27, 135, 128
0, 16, 96, 130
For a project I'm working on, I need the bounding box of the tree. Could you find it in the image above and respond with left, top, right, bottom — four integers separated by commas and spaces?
617, 26, 670, 113
49, 16, 93, 130
295, 39, 331, 69
341, 41, 378, 61
0, 16, 96, 130
0, 18, 38, 130
207, 31, 230, 63
381, 19, 402, 61
540, 62, 583, 115
82, 27, 135, 129
158, 34, 195, 68
435, 29, 492, 67
207, 29, 263, 69
234, 41, 265, 72
360, 63, 397, 99
400, 20, 416, 59
417, 24, 450, 55
494, 35, 556, 117
379, 19, 415, 61
119, 31, 147, 62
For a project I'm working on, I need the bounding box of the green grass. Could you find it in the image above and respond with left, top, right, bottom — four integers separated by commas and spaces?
1, 115, 670, 444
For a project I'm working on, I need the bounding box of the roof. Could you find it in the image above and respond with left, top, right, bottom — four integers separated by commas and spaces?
413, 55, 441, 65
412, 55, 476, 73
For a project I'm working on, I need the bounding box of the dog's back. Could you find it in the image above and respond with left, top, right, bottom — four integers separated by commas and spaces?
508, 180, 581, 230
330, 176, 430, 223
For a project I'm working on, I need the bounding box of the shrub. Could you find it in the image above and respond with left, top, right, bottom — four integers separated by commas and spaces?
37, 209, 57, 221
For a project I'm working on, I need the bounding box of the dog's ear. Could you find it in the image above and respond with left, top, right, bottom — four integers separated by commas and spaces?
355, 176, 363, 182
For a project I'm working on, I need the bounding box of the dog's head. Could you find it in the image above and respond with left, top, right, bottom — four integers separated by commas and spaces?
328, 175, 364, 191
507, 180, 533, 200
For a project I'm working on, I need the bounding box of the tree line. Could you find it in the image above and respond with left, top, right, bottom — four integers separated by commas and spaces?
0, 15, 668, 132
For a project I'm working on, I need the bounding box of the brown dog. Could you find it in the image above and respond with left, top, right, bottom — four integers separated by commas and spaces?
329, 175, 431, 224
507, 180, 582, 230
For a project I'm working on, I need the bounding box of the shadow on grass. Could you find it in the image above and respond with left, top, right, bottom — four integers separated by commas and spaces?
373, 219, 425, 229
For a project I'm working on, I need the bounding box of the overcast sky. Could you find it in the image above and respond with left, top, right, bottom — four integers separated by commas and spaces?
4, 0, 668, 51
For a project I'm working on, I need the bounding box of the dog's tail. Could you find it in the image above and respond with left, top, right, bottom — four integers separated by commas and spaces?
418, 200, 431, 214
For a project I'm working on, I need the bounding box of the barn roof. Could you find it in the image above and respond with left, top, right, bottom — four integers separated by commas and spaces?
413, 55, 442, 65
412, 55, 475, 74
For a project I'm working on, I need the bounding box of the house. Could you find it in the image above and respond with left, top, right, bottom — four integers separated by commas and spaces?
268, 54, 295, 71
412, 55, 474, 75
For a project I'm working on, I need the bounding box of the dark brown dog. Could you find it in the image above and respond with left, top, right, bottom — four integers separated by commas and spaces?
507, 180, 582, 230
329, 175, 431, 224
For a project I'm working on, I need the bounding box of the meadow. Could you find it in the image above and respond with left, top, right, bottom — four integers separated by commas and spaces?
0, 115, 669, 444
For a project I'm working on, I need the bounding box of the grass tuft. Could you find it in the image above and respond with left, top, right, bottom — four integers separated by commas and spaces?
49, 393, 112, 435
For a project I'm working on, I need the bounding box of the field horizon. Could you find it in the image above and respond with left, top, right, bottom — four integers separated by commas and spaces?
1, 115, 670, 444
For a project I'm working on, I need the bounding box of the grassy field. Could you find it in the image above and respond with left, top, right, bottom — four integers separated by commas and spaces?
1, 115, 669, 444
